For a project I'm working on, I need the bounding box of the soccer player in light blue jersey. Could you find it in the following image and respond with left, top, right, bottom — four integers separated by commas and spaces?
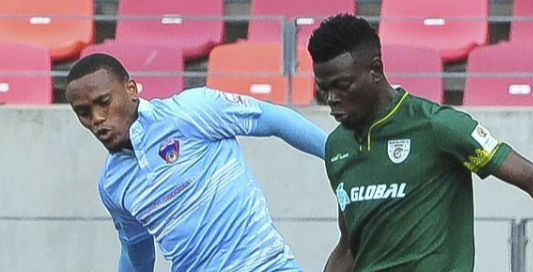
65, 53, 326, 272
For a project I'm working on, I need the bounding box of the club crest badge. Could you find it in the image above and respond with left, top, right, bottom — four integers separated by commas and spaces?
158, 138, 180, 163
387, 139, 411, 164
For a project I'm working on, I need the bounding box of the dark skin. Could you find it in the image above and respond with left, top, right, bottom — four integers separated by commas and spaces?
314, 50, 533, 272
66, 69, 140, 153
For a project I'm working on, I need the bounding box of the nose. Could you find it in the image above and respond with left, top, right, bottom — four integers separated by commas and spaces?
91, 109, 106, 127
326, 91, 341, 106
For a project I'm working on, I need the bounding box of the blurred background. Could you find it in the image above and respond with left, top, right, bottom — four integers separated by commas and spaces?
0, 0, 533, 271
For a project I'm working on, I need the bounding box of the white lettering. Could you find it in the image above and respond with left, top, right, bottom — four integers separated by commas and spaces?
347, 183, 408, 203
373, 184, 387, 199
358, 186, 365, 201
384, 184, 398, 199
397, 183, 407, 198
351, 187, 359, 201
364, 185, 376, 200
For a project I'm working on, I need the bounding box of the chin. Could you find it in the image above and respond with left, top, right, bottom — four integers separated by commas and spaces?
103, 140, 122, 153
341, 118, 359, 130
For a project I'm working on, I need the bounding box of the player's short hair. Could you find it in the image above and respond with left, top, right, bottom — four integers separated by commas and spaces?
308, 14, 381, 63
66, 53, 129, 85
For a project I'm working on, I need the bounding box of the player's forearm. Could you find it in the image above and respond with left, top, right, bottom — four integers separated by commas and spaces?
252, 101, 326, 159
118, 238, 155, 272
323, 243, 354, 272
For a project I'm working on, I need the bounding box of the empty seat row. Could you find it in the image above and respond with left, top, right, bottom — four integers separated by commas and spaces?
2, 0, 533, 64
2, 41, 533, 107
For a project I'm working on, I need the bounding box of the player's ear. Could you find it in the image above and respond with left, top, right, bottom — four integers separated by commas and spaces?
126, 79, 139, 101
370, 56, 384, 84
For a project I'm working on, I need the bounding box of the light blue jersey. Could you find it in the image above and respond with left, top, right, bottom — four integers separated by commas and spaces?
98, 87, 325, 272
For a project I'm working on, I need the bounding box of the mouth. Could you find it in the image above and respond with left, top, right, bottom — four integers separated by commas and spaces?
96, 128, 113, 142
330, 111, 348, 122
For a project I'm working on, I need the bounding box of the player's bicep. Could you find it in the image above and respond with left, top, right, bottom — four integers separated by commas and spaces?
493, 150, 533, 196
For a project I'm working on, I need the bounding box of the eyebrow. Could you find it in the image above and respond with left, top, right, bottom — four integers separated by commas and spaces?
316, 74, 352, 86
71, 93, 109, 109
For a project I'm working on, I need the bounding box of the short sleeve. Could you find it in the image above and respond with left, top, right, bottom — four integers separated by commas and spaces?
98, 178, 151, 245
169, 87, 264, 140
432, 106, 512, 179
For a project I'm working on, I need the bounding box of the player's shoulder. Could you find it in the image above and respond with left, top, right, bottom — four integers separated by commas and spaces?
401, 93, 471, 124
166, 86, 220, 104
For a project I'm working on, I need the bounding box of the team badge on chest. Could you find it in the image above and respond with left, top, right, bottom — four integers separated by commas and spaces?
158, 138, 180, 163
387, 139, 411, 164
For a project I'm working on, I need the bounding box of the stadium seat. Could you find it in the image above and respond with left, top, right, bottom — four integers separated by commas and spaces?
248, 0, 356, 45
382, 44, 444, 103
206, 42, 314, 105
464, 42, 533, 106
378, 0, 488, 63
81, 43, 185, 100
510, 0, 533, 42
114, 0, 224, 60
0, 0, 94, 61
0, 42, 52, 105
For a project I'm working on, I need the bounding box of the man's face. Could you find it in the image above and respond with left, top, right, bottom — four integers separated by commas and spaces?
313, 52, 380, 130
66, 69, 138, 152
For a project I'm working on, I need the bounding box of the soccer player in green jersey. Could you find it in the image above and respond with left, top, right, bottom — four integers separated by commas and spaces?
307, 14, 533, 272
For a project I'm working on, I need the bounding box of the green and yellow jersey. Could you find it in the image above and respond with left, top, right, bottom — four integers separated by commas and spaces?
325, 88, 512, 272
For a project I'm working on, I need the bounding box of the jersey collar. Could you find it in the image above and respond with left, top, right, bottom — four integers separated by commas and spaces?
349, 87, 410, 150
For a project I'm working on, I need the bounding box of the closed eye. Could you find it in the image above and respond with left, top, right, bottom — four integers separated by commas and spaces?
96, 95, 112, 106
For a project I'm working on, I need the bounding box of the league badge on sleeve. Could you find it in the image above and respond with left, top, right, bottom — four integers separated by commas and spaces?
158, 138, 180, 163
388, 139, 411, 164
222, 92, 247, 106
471, 123, 498, 153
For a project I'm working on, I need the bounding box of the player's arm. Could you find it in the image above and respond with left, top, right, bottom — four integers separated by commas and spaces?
432, 106, 532, 198
492, 150, 533, 198
173, 87, 326, 159
118, 238, 155, 272
323, 208, 353, 272
251, 99, 326, 159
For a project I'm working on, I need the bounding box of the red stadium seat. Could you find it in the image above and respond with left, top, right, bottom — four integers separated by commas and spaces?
510, 0, 533, 42
379, 0, 488, 63
382, 44, 444, 103
206, 42, 314, 105
464, 42, 533, 106
81, 43, 185, 100
248, 0, 356, 45
0, 42, 52, 105
114, 0, 224, 60
0, 0, 94, 61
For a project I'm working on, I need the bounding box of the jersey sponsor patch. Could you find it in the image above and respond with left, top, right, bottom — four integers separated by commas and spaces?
336, 182, 407, 210
158, 137, 180, 163
470, 123, 498, 153
387, 139, 411, 164
222, 93, 247, 106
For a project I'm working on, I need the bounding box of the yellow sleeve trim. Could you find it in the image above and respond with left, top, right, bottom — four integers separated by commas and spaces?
463, 142, 503, 173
